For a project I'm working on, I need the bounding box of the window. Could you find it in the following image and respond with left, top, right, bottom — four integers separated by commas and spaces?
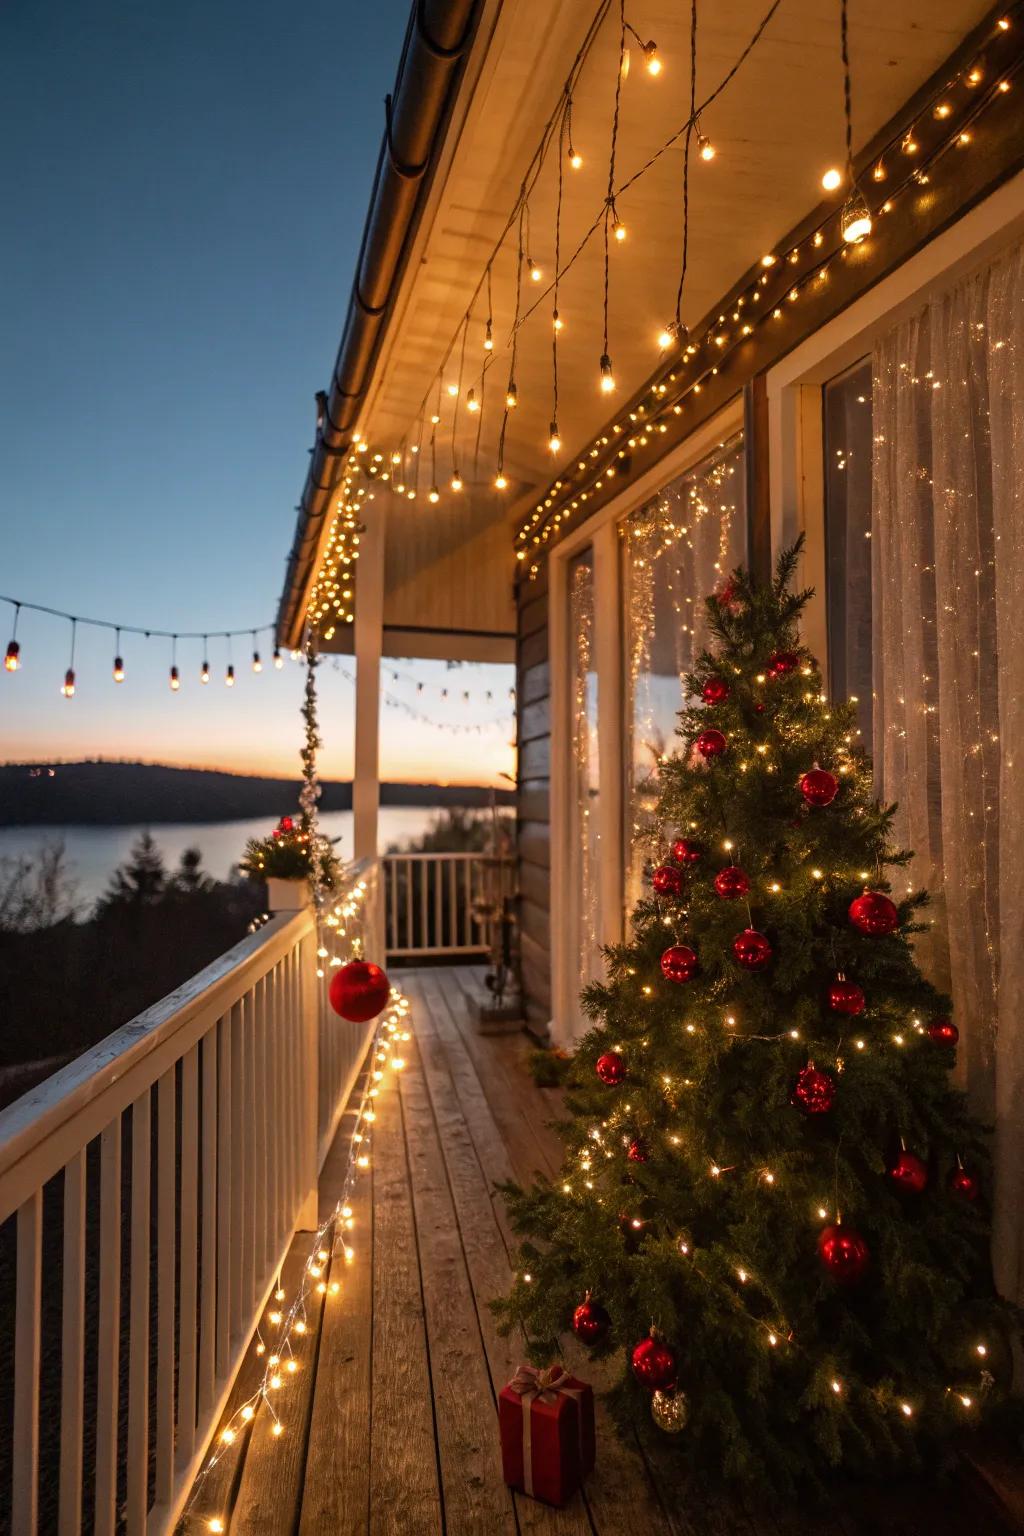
621, 433, 747, 908
823, 358, 873, 742
567, 547, 603, 995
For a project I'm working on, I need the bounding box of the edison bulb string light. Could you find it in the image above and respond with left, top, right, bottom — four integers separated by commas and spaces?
599, 0, 629, 399
838, 0, 873, 245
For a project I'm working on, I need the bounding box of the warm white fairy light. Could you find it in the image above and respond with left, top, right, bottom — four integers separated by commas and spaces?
821, 167, 843, 190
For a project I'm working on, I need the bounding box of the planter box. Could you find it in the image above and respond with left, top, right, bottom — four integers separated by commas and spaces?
266, 877, 309, 913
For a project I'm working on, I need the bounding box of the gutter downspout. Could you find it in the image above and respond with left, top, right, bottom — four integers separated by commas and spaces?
277, 0, 483, 648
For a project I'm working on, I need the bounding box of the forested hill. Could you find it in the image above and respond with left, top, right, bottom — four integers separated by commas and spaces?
0, 762, 513, 826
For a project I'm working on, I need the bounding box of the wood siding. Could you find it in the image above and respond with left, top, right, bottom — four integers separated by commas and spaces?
515, 561, 551, 1028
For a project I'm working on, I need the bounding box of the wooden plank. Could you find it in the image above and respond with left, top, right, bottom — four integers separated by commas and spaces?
369, 1067, 442, 1536
199, 1030, 218, 1417
519, 696, 550, 744
229, 1245, 327, 1534
298, 1114, 373, 1535
744, 375, 773, 584
518, 592, 548, 640
519, 627, 548, 671
519, 820, 551, 869
126, 1091, 151, 1536
517, 783, 550, 824
519, 737, 551, 782
59, 1151, 86, 1536
399, 1037, 518, 1535
13, 1189, 42, 1536
179, 1045, 200, 1469
519, 660, 550, 706
216, 1011, 234, 1379
520, 899, 552, 956
156, 1068, 177, 1506
518, 857, 551, 909
95, 1119, 121, 1536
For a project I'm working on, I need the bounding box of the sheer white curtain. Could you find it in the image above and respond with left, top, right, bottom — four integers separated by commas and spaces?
871, 240, 1024, 1304
568, 549, 603, 999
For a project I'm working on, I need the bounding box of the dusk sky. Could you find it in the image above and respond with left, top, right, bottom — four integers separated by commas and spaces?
0, 1, 514, 785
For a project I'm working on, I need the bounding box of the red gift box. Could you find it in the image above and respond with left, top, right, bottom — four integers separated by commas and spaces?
499, 1364, 595, 1506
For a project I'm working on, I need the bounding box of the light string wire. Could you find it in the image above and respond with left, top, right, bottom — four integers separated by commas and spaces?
329, 661, 514, 734
840, 0, 855, 182
602, 0, 628, 367
0, 592, 273, 643
182, 963, 413, 1531
673, 0, 699, 335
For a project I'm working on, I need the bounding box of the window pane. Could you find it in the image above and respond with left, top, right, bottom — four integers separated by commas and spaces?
621, 432, 747, 910
824, 358, 873, 741
568, 547, 603, 995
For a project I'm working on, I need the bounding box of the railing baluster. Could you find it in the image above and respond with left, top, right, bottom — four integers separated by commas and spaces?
216, 1010, 233, 1377
267, 966, 280, 1257
95, 1118, 121, 1536
403, 857, 412, 952
178, 1046, 199, 1468
199, 1029, 217, 1416
257, 974, 270, 1275
387, 858, 398, 955
243, 989, 257, 1313
281, 955, 296, 1227
448, 857, 457, 950
59, 1150, 86, 1536
13, 1188, 42, 1536
434, 857, 442, 950
126, 1090, 151, 1536
230, 999, 245, 1339
156, 1068, 176, 1507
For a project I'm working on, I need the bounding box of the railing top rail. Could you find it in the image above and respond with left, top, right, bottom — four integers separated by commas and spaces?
380, 851, 515, 863
0, 907, 312, 1219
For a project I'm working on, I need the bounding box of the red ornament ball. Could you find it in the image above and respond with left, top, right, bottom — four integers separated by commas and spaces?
949, 1163, 980, 1202
661, 945, 699, 983
595, 1051, 626, 1086
828, 976, 865, 1016
714, 865, 750, 901
849, 890, 900, 937
652, 863, 684, 897
701, 676, 731, 706
767, 650, 800, 677
817, 1223, 869, 1284
572, 1298, 611, 1345
928, 1018, 959, 1046
714, 580, 738, 608
279, 815, 294, 832
627, 1137, 649, 1164
671, 838, 703, 865
695, 728, 728, 760
631, 1334, 677, 1392
888, 1149, 928, 1194
799, 768, 839, 807
328, 960, 390, 1022
732, 928, 773, 971
790, 1062, 836, 1115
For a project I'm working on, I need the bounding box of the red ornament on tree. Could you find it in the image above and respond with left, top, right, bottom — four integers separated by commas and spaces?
732, 928, 773, 970
714, 865, 750, 901
714, 580, 738, 608
827, 975, 865, 1016
661, 945, 699, 983
328, 960, 390, 1023
627, 1138, 649, 1163
948, 1159, 980, 1202
767, 650, 800, 677
671, 838, 702, 865
848, 890, 900, 936
799, 768, 839, 807
790, 1062, 836, 1115
595, 1051, 626, 1086
817, 1223, 869, 1284
631, 1334, 677, 1391
695, 728, 728, 760
279, 815, 294, 832
572, 1297, 611, 1345
652, 864, 683, 897
701, 676, 731, 706
928, 1018, 959, 1046
888, 1148, 928, 1194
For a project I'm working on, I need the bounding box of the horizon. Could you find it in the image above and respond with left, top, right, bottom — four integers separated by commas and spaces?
0, 755, 514, 790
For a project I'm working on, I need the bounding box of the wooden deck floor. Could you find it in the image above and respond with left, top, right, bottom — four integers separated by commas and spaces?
190, 966, 1016, 1536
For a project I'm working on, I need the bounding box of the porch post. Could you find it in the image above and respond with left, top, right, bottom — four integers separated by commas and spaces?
353, 502, 386, 863
592, 522, 623, 950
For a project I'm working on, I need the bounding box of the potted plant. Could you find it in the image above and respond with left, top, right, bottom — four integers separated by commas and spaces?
239, 815, 339, 912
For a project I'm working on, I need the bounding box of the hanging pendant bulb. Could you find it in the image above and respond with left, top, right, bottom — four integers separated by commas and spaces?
113, 655, 125, 683
466, 387, 479, 413
450, 472, 463, 492
446, 381, 459, 398
428, 486, 440, 504
697, 118, 716, 161
821, 166, 843, 191
506, 381, 518, 409
553, 310, 564, 332
169, 665, 181, 691
548, 421, 561, 453
5, 640, 20, 673
642, 39, 661, 75
62, 667, 76, 698
273, 647, 283, 669
568, 144, 582, 170
494, 471, 508, 491
599, 353, 615, 393
613, 215, 627, 242
841, 187, 872, 243
252, 650, 262, 673
527, 257, 542, 283
484, 319, 493, 351
225, 664, 235, 687
201, 659, 210, 683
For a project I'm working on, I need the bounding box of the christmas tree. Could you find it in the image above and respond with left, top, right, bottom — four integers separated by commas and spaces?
496, 543, 1009, 1495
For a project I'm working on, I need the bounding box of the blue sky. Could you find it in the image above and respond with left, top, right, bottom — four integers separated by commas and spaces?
0, 1, 513, 783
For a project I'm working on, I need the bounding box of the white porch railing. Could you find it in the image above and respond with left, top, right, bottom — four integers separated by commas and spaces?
382, 851, 515, 960
0, 859, 381, 1536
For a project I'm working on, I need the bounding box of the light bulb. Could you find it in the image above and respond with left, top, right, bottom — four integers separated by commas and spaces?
390, 451, 401, 464
821, 167, 843, 191
62, 668, 76, 698
466, 388, 479, 412
613, 220, 626, 242
642, 41, 661, 75
494, 471, 508, 490
553, 310, 563, 331
484, 321, 493, 350
450, 473, 463, 491
201, 661, 210, 684
657, 325, 675, 350
569, 146, 582, 170
599, 353, 615, 393
698, 133, 715, 161
170, 665, 180, 692
527, 258, 542, 282
273, 647, 283, 668
112, 656, 124, 682
5, 640, 20, 673
430, 412, 440, 425
548, 421, 561, 453
225, 665, 235, 687
252, 651, 262, 673
505, 382, 518, 409
841, 189, 872, 244
446, 382, 458, 397
428, 486, 440, 503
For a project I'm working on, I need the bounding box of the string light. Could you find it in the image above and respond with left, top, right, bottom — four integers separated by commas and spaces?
61, 618, 76, 698
600, 353, 616, 393
273, 647, 283, 669
821, 167, 843, 190
225, 664, 235, 688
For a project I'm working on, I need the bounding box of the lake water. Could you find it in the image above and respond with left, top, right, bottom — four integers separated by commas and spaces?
0, 807, 451, 913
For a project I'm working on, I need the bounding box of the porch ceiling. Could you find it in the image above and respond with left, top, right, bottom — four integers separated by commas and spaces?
314, 0, 992, 654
